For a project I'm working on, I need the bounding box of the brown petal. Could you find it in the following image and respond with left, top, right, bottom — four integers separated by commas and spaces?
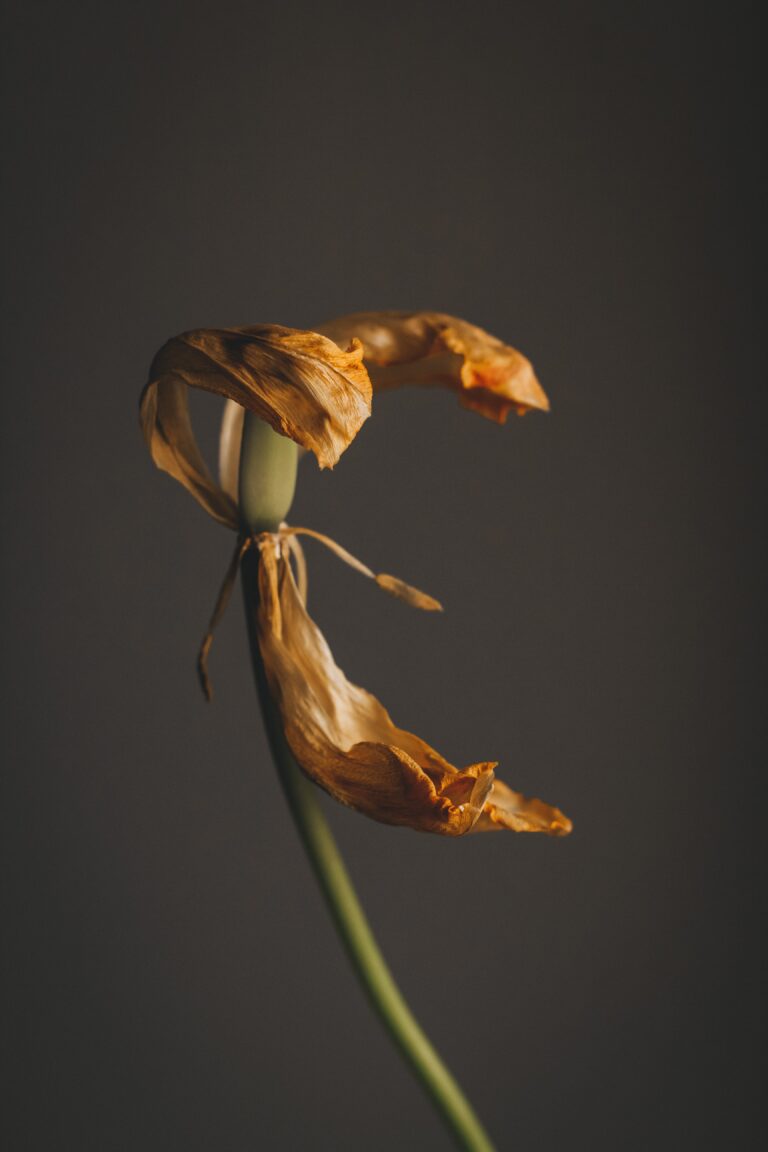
140, 324, 373, 523
316, 311, 549, 423
255, 535, 567, 836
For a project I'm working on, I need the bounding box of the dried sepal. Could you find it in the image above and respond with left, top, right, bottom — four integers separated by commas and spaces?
255, 534, 568, 836
141, 324, 373, 524
316, 311, 549, 423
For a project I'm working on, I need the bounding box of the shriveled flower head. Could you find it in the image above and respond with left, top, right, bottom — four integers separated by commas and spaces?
140, 311, 570, 838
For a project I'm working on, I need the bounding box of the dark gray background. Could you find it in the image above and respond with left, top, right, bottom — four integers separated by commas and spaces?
2, 1, 763, 1149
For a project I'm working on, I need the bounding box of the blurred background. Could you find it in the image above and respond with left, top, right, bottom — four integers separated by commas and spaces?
1, 1, 763, 1148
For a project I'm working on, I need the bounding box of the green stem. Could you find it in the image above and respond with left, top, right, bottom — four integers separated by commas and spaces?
238, 413, 495, 1151
240, 569, 494, 1152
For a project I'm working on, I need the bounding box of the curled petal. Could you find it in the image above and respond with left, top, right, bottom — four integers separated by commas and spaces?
316, 311, 549, 423
140, 324, 373, 523
140, 372, 238, 528
255, 535, 568, 836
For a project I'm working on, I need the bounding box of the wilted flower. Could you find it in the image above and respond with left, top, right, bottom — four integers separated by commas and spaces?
140, 311, 571, 837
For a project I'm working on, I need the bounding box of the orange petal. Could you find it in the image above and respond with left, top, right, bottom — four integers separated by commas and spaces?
474, 778, 572, 835
140, 324, 373, 523
254, 534, 567, 836
316, 311, 549, 422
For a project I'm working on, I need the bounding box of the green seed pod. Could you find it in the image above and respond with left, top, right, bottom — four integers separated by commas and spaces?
238, 409, 298, 534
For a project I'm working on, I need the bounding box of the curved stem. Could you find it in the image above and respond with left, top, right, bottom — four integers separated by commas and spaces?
241, 549, 496, 1152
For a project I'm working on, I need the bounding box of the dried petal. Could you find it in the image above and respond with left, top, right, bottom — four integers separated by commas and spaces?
140, 324, 373, 524
140, 372, 238, 528
473, 779, 572, 835
317, 311, 549, 423
255, 535, 568, 836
